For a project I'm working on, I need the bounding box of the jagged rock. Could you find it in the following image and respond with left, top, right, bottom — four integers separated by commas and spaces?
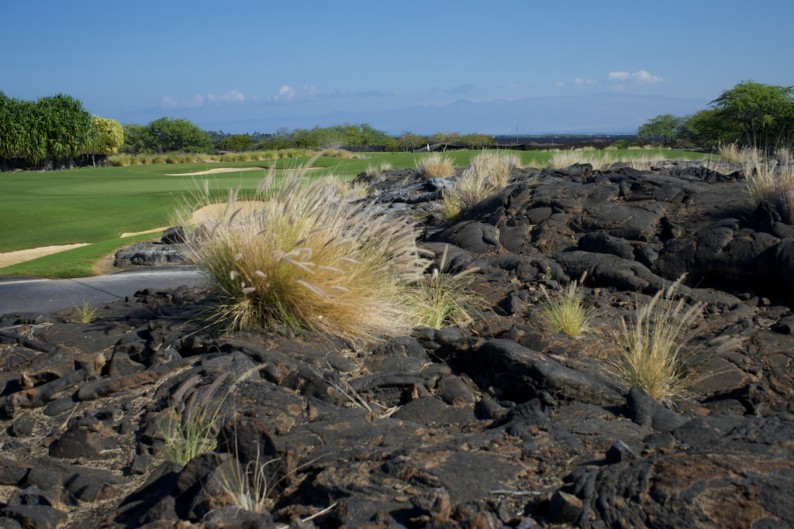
114, 242, 189, 267
1, 163, 793, 528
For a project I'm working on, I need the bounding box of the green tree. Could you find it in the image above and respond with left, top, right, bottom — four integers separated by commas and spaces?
430, 131, 462, 145
395, 132, 427, 152
216, 134, 253, 151
679, 108, 742, 148
460, 133, 495, 148
145, 117, 212, 152
36, 94, 95, 161
711, 81, 794, 150
256, 128, 295, 150
120, 124, 153, 154
637, 114, 685, 146
88, 116, 125, 155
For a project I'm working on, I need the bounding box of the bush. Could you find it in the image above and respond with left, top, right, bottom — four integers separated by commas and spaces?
185, 163, 429, 343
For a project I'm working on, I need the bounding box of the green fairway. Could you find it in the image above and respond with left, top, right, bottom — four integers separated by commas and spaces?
0, 149, 706, 278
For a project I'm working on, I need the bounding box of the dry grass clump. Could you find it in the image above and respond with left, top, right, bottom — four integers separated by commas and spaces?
744, 150, 794, 223
623, 153, 667, 171
610, 279, 703, 404
185, 164, 428, 343
416, 153, 455, 178
162, 387, 226, 466
469, 151, 522, 188
218, 450, 278, 514
109, 149, 314, 166
439, 152, 520, 220
323, 148, 360, 159
411, 246, 483, 329
549, 150, 614, 171
439, 166, 496, 220
540, 277, 592, 337
717, 143, 760, 164
363, 161, 393, 180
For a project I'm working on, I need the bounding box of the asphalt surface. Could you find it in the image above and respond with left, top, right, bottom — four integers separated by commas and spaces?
0, 267, 207, 315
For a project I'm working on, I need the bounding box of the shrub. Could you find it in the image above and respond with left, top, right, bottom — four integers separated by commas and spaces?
416, 153, 455, 178
540, 277, 592, 337
610, 279, 703, 404
185, 164, 429, 343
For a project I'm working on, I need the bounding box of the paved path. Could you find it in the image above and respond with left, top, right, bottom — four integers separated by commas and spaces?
0, 267, 207, 315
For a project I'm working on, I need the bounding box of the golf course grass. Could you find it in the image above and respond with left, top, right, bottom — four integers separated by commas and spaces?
0, 149, 706, 278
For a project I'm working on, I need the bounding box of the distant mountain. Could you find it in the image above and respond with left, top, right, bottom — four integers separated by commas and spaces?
203, 93, 708, 135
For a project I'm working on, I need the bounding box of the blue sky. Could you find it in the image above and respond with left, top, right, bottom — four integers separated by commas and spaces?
2, 0, 793, 134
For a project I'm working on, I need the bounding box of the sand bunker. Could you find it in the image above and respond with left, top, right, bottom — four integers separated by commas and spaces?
164, 167, 263, 177
0, 243, 90, 268
188, 201, 269, 225
120, 227, 168, 238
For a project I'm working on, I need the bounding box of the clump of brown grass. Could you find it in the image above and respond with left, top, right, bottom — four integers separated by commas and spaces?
744, 150, 794, 223
469, 151, 522, 188
539, 276, 592, 337
623, 153, 667, 170
718, 143, 760, 164
549, 150, 614, 171
411, 245, 483, 329
416, 153, 455, 178
363, 161, 393, 180
439, 166, 495, 220
439, 151, 520, 220
610, 279, 703, 404
184, 163, 429, 343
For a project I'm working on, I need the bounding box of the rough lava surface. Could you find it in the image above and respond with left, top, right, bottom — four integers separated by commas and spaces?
0, 160, 793, 529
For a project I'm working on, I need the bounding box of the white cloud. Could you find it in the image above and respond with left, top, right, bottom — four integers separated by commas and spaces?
303, 84, 319, 97
555, 81, 566, 88
160, 90, 246, 109
160, 94, 205, 109
608, 70, 662, 83
208, 89, 245, 103
269, 84, 391, 103
273, 85, 296, 101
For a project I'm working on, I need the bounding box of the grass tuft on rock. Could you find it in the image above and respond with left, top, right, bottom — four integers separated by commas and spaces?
743, 150, 794, 223
610, 279, 703, 404
439, 151, 520, 221
411, 246, 483, 329
540, 277, 592, 337
185, 163, 429, 343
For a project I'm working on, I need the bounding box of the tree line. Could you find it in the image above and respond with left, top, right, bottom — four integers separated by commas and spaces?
120, 122, 496, 154
6, 81, 791, 170
638, 81, 794, 151
0, 92, 124, 168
